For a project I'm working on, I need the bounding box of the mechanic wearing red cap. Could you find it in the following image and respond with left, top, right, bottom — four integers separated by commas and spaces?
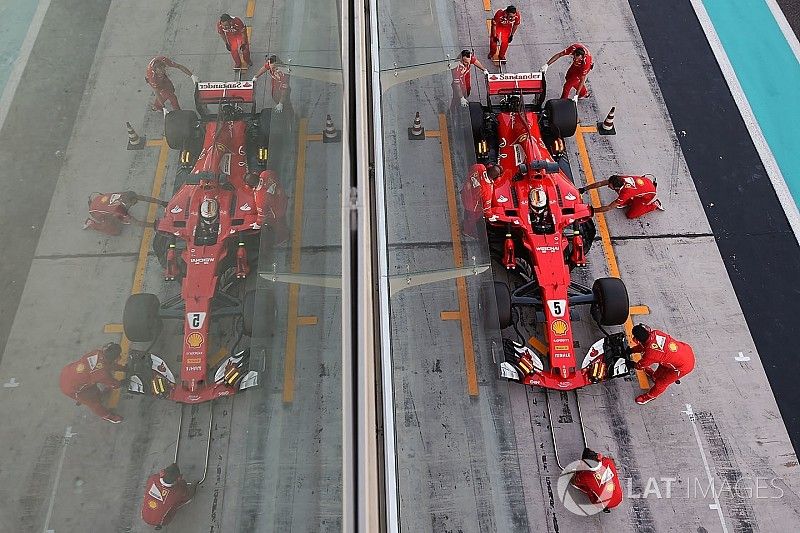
252, 55, 292, 114
542, 43, 593, 101
145, 56, 198, 112
570, 448, 623, 513
630, 324, 696, 404
141, 463, 196, 529
59, 343, 126, 423
217, 14, 252, 69
452, 50, 488, 107
579, 174, 663, 219
489, 6, 521, 61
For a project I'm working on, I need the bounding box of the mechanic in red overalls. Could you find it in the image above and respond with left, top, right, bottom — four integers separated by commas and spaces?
145, 56, 198, 112
452, 50, 488, 107
253, 55, 292, 114
630, 323, 696, 404
217, 14, 252, 69
542, 43, 593, 100
59, 343, 126, 423
489, 6, 521, 61
83, 191, 167, 235
580, 174, 664, 219
245, 170, 289, 244
570, 448, 623, 513
141, 463, 195, 529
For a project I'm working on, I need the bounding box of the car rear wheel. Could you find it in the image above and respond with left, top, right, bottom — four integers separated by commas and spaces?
544, 98, 578, 138
123, 293, 162, 342
494, 281, 513, 329
469, 101, 487, 159
164, 110, 199, 150
591, 277, 629, 326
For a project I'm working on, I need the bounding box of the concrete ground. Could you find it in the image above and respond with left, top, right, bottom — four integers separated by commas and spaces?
0, 0, 797, 533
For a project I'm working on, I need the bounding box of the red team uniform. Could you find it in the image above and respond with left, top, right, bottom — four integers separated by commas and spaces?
217, 16, 251, 68
452, 55, 479, 97
141, 468, 193, 528
571, 453, 623, 512
560, 43, 593, 99
614, 175, 662, 219
489, 9, 521, 61
146, 56, 181, 111
59, 349, 120, 420
632, 328, 696, 400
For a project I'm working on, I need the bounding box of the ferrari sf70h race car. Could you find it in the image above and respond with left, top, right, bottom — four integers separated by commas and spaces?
463, 71, 634, 390
123, 80, 287, 403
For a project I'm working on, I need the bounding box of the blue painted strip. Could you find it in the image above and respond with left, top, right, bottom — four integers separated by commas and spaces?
703, 0, 800, 203
0, 0, 40, 94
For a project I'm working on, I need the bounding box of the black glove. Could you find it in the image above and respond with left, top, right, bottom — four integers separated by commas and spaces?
226, 42, 231, 51
578, 186, 586, 194
508, 33, 514, 43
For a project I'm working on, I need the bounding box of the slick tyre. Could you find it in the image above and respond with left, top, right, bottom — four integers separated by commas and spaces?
591, 277, 629, 326
494, 281, 513, 329
544, 98, 578, 138
164, 110, 199, 150
123, 293, 162, 342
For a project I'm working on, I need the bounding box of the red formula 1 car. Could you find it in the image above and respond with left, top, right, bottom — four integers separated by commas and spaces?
123, 81, 287, 403
464, 72, 634, 390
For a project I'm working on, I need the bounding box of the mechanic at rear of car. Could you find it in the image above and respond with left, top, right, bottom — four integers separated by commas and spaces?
489, 6, 521, 61
252, 55, 292, 114
630, 324, 696, 405
217, 14, 252, 69
542, 43, 593, 102
579, 174, 664, 219
570, 448, 623, 513
59, 343, 126, 423
145, 56, 199, 112
141, 463, 196, 529
452, 50, 488, 107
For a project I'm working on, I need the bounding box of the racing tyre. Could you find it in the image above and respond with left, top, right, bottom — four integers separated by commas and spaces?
258, 108, 272, 146
152, 232, 170, 269
123, 293, 162, 343
242, 288, 275, 337
494, 282, 513, 329
591, 277, 629, 326
578, 220, 596, 255
469, 101, 487, 159
165, 110, 199, 150
544, 98, 578, 138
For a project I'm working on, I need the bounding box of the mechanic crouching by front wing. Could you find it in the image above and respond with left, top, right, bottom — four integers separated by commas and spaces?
630, 323, 696, 404
580, 174, 664, 219
570, 448, 623, 513
141, 463, 196, 529
59, 342, 126, 423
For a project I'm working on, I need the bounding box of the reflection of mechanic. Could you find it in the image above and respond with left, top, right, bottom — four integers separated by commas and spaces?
489, 6, 521, 61
253, 55, 291, 113
217, 14, 251, 68
452, 50, 488, 107
542, 43, 593, 101
141, 463, 195, 529
570, 448, 623, 513
145, 56, 198, 112
580, 174, 663, 219
630, 324, 696, 405
59, 343, 126, 423
195, 198, 220, 245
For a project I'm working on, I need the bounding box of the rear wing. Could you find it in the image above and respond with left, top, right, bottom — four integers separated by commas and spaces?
486, 72, 544, 95
195, 81, 255, 104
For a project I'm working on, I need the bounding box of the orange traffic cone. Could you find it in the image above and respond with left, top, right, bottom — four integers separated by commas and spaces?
597, 107, 616, 136
408, 112, 425, 140
126, 121, 145, 150
323, 114, 341, 143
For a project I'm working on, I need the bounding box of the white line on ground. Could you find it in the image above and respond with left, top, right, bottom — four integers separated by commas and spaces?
690, 0, 800, 245
764, 0, 800, 67
735, 352, 751, 362
42, 425, 76, 533
682, 404, 729, 533
0, 0, 52, 132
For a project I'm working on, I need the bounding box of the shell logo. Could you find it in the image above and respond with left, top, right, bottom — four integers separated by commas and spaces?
636, 178, 645, 186
668, 342, 678, 352
551, 319, 568, 336
186, 332, 204, 348
76, 363, 86, 373
148, 500, 158, 509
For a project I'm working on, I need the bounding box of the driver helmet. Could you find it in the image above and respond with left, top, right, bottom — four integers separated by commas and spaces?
529, 187, 547, 210
200, 198, 219, 221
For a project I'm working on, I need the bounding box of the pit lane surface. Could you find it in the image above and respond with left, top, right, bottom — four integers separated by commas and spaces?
378, 0, 800, 531
0, 1, 345, 532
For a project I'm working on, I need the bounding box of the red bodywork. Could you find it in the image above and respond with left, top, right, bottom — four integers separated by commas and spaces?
154, 86, 286, 403
475, 73, 597, 390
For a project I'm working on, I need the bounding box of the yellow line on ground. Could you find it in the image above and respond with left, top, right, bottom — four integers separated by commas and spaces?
440, 311, 461, 321
283, 119, 310, 403
306, 133, 323, 142
629, 305, 650, 316
145, 139, 162, 147
109, 138, 170, 408
575, 128, 649, 390
484, 0, 491, 12
297, 316, 318, 326
246, 0, 256, 18
438, 113, 479, 396
104, 323, 123, 334
424, 130, 440, 138
246, 26, 252, 42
